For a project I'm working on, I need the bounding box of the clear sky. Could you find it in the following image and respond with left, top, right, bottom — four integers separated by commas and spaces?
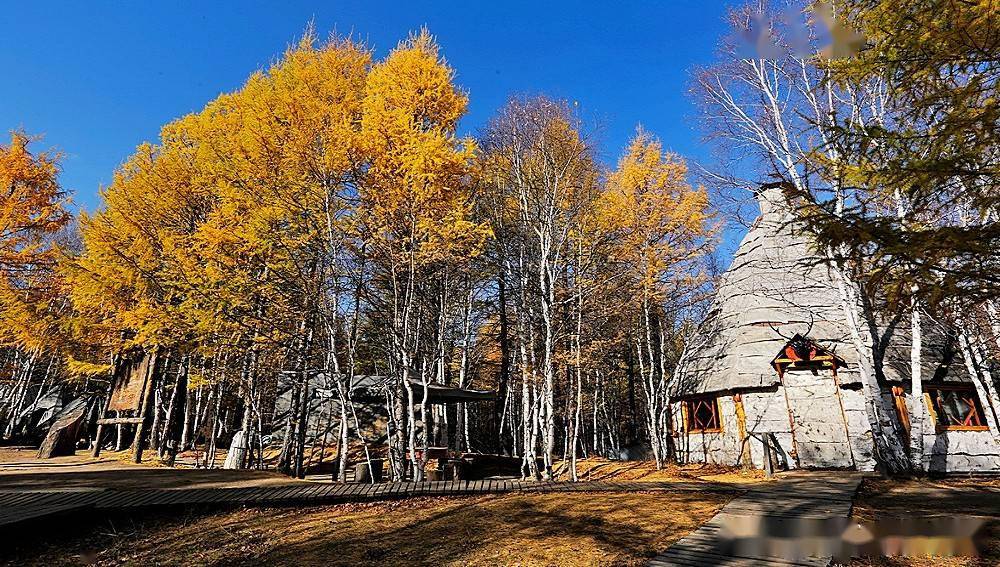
2, 1, 733, 214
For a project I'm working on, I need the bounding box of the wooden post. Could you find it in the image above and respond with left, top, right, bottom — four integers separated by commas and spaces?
92, 357, 124, 458
92, 394, 112, 458
92, 426, 104, 458
892, 386, 911, 439
733, 393, 751, 470
762, 434, 774, 478
831, 367, 858, 469
130, 350, 159, 464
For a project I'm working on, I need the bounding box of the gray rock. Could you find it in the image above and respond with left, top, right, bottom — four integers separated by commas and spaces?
37, 397, 89, 458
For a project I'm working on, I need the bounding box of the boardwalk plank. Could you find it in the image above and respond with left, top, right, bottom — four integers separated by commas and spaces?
663, 537, 823, 566
151, 490, 193, 506
647, 472, 862, 567
117, 489, 160, 508
656, 546, 814, 567
235, 487, 270, 504
204, 488, 241, 503
219, 488, 255, 503
310, 484, 339, 501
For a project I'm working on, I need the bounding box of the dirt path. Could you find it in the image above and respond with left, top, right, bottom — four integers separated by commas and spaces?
844, 478, 1000, 567
0, 447, 303, 492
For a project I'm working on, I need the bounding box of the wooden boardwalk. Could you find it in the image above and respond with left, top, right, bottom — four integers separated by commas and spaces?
648, 471, 865, 567
0, 477, 748, 529
0, 456, 864, 567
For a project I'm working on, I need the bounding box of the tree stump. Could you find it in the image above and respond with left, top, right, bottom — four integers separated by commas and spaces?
223, 430, 248, 469
353, 458, 383, 483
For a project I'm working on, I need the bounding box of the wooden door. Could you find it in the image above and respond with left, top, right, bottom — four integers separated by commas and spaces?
782, 369, 854, 468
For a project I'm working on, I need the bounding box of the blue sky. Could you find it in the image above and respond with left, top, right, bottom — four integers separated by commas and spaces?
2, 1, 734, 215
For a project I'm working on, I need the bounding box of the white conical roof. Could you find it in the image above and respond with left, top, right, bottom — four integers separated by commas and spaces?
675, 184, 859, 395
675, 184, 970, 397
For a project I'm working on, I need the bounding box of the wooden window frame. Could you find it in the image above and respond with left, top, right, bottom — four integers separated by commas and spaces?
923, 384, 990, 432
891, 386, 911, 439
683, 395, 723, 434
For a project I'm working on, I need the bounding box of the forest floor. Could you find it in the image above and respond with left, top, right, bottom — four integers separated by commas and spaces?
841, 477, 1000, 567
0, 451, 761, 566
8, 447, 999, 566
3, 490, 733, 566
559, 457, 770, 484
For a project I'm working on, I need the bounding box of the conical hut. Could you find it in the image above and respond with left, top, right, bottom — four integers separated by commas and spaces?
672, 183, 1000, 472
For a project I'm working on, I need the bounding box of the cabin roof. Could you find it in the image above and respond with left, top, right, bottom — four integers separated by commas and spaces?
348, 374, 495, 404
673, 184, 971, 398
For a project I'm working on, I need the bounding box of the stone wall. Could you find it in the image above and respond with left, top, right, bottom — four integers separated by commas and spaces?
674, 385, 868, 471
899, 382, 1000, 473
839, 387, 877, 471
923, 429, 1000, 472
671, 395, 742, 466
674, 384, 1000, 473
743, 389, 798, 469
673, 389, 798, 470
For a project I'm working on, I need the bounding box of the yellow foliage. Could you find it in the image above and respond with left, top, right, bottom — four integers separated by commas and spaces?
0, 132, 70, 273
359, 28, 487, 268
0, 132, 73, 354
65, 357, 113, 378
67, 27, 488, 371
598, 128, 714, 302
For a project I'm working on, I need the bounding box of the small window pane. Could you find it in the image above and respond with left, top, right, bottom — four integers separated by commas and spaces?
685, 397, 720, 432
928, 386, 986, 429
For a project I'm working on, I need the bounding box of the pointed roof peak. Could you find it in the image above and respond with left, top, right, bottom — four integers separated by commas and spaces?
753, 181, 796, 221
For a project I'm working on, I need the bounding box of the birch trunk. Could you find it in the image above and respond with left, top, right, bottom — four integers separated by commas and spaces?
495, 272, 511, 452
4, 352, 36, 438
832, 263, 910, 473
159, 356, 186, 458
957, 331, 1000, 446
456, 280, 474, 453
418, 360, 432, 479
403, 368, 420, 480
908, 301, 925, 470
149, 382, 164, 458
539, 255, 556, 480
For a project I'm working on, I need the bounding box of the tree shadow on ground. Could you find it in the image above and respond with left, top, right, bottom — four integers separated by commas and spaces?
250, 492, 728, 566
8, 491, 731, 566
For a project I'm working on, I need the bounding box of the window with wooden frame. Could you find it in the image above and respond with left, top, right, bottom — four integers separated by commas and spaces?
683, 396, 722, 433
890, 386, 912, 439
925, 384, 989, 432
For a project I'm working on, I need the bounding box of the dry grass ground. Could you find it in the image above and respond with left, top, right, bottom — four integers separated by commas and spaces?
558, 458, 770, 484
0, 450, 754, 565
841, 477, 1000, 567
4, 490, 734, 567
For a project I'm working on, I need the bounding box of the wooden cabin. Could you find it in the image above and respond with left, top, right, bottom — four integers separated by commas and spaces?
672, 183, 1000, 473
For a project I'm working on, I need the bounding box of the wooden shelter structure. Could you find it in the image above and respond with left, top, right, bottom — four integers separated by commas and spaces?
91, 350, 161, 463
270, 373, 494, 465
